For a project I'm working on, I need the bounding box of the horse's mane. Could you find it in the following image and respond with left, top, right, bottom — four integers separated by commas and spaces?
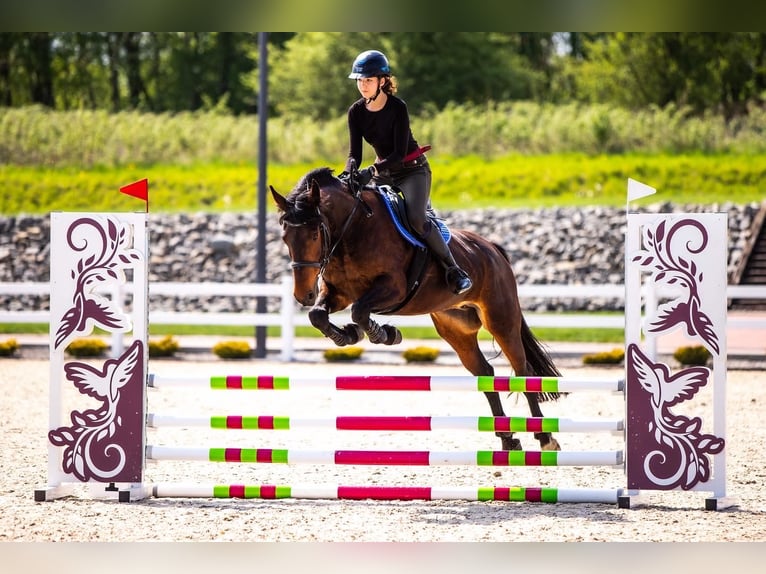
282, 167, 341, 225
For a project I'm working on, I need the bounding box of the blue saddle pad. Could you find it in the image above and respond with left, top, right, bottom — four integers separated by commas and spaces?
378, 185, 451, 249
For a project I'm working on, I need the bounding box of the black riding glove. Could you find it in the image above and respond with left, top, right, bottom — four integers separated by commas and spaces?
356, 166, 376, 187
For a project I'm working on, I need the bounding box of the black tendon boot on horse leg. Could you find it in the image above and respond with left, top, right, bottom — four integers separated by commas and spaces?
422, 221, 472, 295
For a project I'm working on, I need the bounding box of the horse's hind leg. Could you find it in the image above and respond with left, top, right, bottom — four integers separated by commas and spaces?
481, 313, 561, 451
431, 311, 521, 451
523, 392, 560, 451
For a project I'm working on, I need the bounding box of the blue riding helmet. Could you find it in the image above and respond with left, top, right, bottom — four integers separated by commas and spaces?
348, 50, 390, 79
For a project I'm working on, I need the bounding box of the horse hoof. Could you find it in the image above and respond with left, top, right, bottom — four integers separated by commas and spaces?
343, 323, 364, 344
501, 437, 522, 451
383, 325, 402, 345
542, 437, 561, 451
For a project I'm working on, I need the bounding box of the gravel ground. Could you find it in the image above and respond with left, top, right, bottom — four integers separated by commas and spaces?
2, 354, 765, 546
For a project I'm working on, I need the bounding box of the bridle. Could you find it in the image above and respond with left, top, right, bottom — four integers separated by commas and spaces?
283, 213, 331, 272
284, 168, 372, 275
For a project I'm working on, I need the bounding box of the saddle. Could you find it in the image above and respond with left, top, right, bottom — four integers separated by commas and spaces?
377, 185, 452, 249
373, 185, 451, 314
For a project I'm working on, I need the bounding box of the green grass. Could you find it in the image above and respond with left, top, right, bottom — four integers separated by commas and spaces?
0, 321, 625, 344
2, 153, 765, 214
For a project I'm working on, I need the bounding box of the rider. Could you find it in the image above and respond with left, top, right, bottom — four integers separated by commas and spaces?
343, 49, 473, 295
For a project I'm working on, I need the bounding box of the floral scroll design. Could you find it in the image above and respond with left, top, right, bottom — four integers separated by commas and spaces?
48, 340, 144, 482
630, 218, 719, 355
54, 216, 143, 350
627, 344, 725, 489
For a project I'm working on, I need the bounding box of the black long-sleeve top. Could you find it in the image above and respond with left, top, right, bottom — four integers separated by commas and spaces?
344, 95, 420, 174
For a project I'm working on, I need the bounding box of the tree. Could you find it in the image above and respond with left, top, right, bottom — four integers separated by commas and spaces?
1, 32, 765, 119
0, 33, 14, 106
13, 32, 55, 107
566, 33, 766, 117
265, 32, 548, 121
265, 32, 381, 120
388, 32, 547, 114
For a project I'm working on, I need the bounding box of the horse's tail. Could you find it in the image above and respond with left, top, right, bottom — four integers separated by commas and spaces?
491, 240, 564, 401
520, 316, 564, 402
521, 317, 562, 401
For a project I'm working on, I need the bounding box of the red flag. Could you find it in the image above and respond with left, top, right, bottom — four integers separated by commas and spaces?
120, 179, 149, 211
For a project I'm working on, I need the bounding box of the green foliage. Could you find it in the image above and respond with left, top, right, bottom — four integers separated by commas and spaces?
0, 338, 19, 357
582, 348, 625, 365
148, 335, 179, 358
267, 32, 375, 120
4, 102, 766, 170
212, 340, 251, 359
387, 33, 546, 115
66, 337, 109, 357
402, 346, 440, 363
0, 106, 261, 167
3, 33, 258, 114
4, 33, 766, 123
673, 345, 711, 366
563, 33, 765, 118
323, 346, 364, 362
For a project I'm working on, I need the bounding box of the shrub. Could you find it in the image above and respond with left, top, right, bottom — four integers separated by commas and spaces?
402, 346, 440, 363
0, 338, 19, 357
673, 345, 711, 366
148, 335, 180, 358
212, 340, 251, 359
323, 346, 364, 362
582, 347, 625, 365
66, 337, 109, 357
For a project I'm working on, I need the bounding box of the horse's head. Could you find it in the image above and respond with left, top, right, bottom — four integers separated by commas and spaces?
271, 167, 345, 306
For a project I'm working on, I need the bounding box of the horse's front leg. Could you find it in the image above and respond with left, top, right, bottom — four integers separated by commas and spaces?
307, 290, 364, 347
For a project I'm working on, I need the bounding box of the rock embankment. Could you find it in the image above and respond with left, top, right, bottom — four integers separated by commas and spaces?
1, 202, 759, 313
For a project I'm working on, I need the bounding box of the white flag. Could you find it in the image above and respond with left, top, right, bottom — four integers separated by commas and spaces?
627, 178, 657, 202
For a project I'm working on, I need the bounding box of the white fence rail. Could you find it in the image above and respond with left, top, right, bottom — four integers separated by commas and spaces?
2, 279, 766, 361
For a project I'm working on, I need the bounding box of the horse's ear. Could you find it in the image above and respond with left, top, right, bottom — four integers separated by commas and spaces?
309, 179, 321, 206
270, 185, 289, 212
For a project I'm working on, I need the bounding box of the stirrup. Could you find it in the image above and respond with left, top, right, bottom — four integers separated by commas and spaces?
446, 266, 472, 295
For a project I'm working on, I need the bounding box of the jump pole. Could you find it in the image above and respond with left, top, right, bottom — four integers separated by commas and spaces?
150, 483, 621, 504
147, 413, 624, 433
37, 185, 735, 509
148, 373, 623, 392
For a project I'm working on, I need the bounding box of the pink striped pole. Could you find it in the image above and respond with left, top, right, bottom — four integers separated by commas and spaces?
147, 414, 623, 433
151, 483, 622, 503
147, 446, 623, 466
148, 374, 623, 393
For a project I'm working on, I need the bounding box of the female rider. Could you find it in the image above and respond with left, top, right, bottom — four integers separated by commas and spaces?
343, 49, 472, 295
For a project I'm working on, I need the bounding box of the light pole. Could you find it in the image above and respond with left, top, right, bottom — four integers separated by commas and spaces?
255, 32, 268, 358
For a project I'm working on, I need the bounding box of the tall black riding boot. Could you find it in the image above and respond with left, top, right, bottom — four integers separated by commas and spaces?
423, 224, 473, 295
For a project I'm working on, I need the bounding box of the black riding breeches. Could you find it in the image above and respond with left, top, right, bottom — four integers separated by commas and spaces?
390, 161, 432, 236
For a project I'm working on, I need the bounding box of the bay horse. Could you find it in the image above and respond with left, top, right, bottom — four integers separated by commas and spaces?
270, 167, 563, 451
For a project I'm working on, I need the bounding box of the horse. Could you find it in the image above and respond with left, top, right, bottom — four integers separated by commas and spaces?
270, 167, 564, 451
